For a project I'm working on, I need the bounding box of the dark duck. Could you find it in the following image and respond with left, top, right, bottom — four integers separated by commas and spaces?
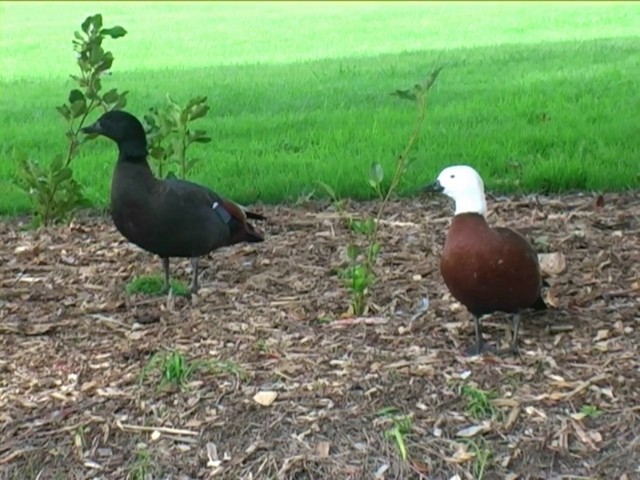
424, 165, 546, 356
81, 110, 266, 295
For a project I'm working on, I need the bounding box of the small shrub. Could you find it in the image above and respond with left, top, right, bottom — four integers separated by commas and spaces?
144, 95, 212, 180
13, 13, 128, 227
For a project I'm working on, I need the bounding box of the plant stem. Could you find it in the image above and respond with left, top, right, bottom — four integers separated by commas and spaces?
366, 90, 429, 266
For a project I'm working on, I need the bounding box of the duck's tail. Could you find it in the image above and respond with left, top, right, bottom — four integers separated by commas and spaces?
245, 210, 267, 221
244, 222, 265, 243
531, 293, 547, 311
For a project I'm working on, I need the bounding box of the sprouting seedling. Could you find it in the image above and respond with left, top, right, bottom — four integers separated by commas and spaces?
318, 66, 443, 316
377, 407, 413, 461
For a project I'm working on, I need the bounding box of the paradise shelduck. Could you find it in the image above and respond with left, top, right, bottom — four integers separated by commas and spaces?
81, 110, 266, 295
423, 165, 546, 356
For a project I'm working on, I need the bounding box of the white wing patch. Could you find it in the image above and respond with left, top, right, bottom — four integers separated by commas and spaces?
212, 201, 219, 209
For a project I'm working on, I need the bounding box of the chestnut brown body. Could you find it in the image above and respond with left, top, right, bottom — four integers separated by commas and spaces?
441, 213, 543, 317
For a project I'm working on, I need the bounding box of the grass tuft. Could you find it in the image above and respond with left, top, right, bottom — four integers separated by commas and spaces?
127, 446, 155, 480
125, 275, 190, 297
377, 407, 413, 460
461, 385, 498, 420
139, 351, 247, 390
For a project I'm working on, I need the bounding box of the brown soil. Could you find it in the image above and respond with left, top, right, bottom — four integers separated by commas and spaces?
1, 193, 639, 480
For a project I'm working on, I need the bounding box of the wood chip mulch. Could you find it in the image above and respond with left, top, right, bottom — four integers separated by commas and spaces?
0, 192, 639, 479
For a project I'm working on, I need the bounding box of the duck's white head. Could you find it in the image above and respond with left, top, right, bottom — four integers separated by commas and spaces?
425, 165, 487, 216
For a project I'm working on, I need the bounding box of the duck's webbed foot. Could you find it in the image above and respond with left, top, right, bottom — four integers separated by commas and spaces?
464, 315, 495, 356
464, 339, 496, 356
497, 313, 522, 357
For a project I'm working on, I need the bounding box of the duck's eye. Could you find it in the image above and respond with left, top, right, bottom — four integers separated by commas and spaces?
450, 174, 455, 179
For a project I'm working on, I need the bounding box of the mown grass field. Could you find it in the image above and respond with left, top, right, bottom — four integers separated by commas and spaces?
1, 1, 639, 216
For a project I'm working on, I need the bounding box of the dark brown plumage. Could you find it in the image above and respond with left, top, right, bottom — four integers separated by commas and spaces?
81, 109, 265, 294
424, 165, 545, 355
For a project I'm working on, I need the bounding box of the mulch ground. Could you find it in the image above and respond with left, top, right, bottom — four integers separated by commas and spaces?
1, 192, 639, 480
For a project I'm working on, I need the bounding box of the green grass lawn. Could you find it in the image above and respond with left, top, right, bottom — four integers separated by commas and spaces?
1, 1, 639, 216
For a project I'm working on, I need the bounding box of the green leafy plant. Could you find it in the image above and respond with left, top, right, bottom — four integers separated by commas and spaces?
377, 407, 413, 460
580, 404, 602, 418
125, 274, 190, 297
13, 13, 128, 227
320, 66, 442, 316
144, 94, 212, 180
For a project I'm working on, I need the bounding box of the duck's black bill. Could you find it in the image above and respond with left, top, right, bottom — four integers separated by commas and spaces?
80, 120, 102, 135
422, 180, 444, 193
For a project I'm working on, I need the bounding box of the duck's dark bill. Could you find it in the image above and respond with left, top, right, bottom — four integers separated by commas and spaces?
422, 180, 444, 193
81, 121, 102, 134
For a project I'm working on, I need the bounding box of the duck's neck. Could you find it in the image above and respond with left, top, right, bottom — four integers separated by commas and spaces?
118, 139, 148, 161
453, 193, 487, 216
115, 147, 156, 187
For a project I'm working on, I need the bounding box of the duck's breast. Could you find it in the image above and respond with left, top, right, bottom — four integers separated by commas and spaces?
441, 214, 541, 316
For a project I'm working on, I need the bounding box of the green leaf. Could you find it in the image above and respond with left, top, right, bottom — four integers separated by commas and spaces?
96, 52, 114, 72
316, 181, 337, 201
189, 103, 209, 121
100, 26, 127, 39
192, 136, 212, 144
91, 14, 103, 33
113, 91, 129, 110
144, 114, 158, 129
89, 45, 105, 65
54, 167, 73, 183
73, 31, 85, 42
346, 244, 360, 261
364, 218, 376, 235
69, 74, 87, 88
76, 58, 90, 74
81, 15, 93, 34
56, 105, 72, 121
391, 89, 417, 102
102, 88, 120, 104
422, 65, 444, 93
149, 146, 166, 160
70, 99, 87, 118
369, 162, 384, 188
186, 95, 207, 110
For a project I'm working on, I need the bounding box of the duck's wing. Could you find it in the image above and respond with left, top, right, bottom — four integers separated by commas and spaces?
164, 179, 266, 220
161, 178, 265, 243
